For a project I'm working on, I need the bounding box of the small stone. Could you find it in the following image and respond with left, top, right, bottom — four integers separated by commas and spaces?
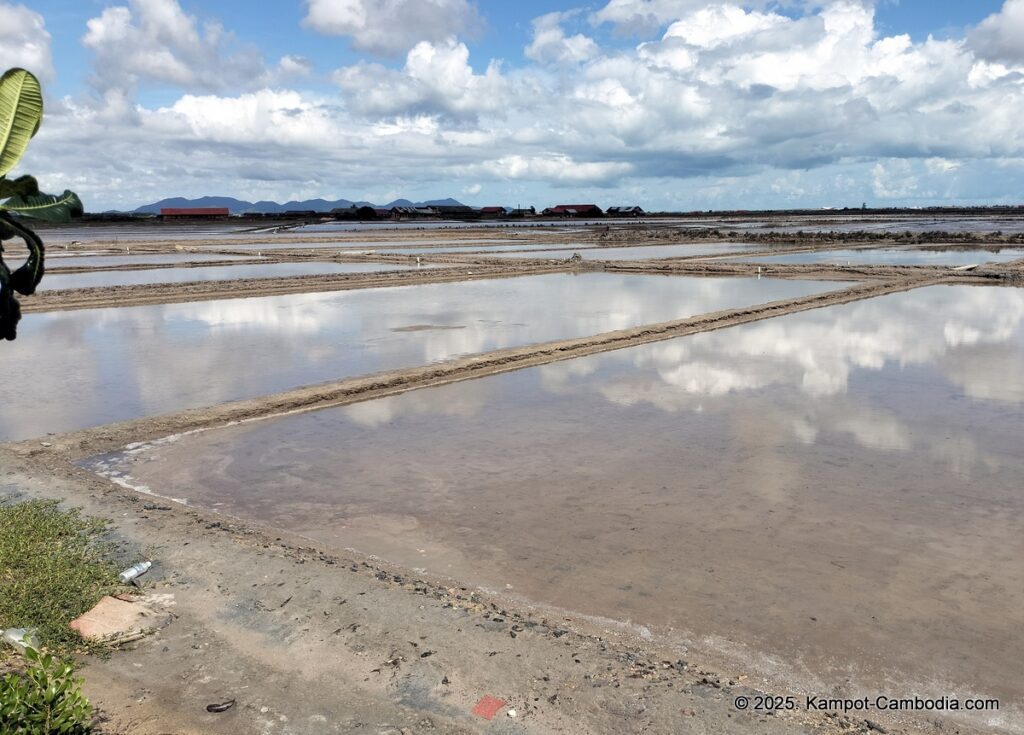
507, 709, 517, 718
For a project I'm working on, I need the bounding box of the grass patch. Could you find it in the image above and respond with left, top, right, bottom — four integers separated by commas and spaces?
0, 499, 121, 659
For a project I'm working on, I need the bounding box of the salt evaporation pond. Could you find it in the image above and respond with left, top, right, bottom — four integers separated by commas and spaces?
216, 239, 521, 251
758, 217, 1024, 234
0, 273, 841, 440
731, 247, 1024, 266
87, 284, 1024, 723
40, 261, 440, 291
481, 243, 759, 260
47, 253, 253, 268
375, 242, 595, 255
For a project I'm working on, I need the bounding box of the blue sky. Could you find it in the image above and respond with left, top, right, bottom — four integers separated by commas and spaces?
3, 0, 1024, 210
41, 1, 1004, 94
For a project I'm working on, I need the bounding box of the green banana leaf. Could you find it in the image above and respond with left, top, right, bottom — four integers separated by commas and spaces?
1, 189, 83, 222
0, 69, 43, 177
0, 174, 39, 199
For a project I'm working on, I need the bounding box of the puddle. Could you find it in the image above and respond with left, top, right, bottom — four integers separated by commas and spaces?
39, 262, 439, 291
482, 243, 759, 260
732, 247, 1024, 266
85, 284, 1024, 721
0, 273, 839, 440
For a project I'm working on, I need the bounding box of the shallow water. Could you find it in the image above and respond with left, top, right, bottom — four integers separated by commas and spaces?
731, 247, 1024, 266
46, 253, 254, 268
759, 217, 1024, 234
367, 242, 591, 255
481, 243, 759, 260
39, 262, 438, 291
216, 238, 521, 251
0, 273, 839, 440
88, 284, 1024, 720
295, 220, 609, 232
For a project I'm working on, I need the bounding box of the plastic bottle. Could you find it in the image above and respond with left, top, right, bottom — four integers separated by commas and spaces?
119, 561, 152, 584
1, 628, 40, 653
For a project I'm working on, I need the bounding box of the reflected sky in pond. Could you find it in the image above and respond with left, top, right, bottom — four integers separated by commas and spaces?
0, 273, 839, 440
731, 247, 1024, 266
372, 243, 589, 255
217, 238, 520, 251
89, 284, 1024, 708
47, 253, 253, 268
483, 243, 759, 260
40, 261, 438, 291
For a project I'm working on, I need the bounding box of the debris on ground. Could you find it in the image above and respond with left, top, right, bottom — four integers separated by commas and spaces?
69, 595, 170, 644
471, 695, 507, 720
0, 627, 40, 654
118, 561, 152, 584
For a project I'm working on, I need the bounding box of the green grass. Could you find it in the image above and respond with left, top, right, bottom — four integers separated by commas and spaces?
0, 499, 121, 659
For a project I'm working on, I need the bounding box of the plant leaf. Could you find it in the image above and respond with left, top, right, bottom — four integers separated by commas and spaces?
0, 68, 43, 177
1, 189, 83, 222
0, 174, 39, 199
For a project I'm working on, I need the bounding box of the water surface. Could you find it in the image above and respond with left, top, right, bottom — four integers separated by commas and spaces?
215, 239, 521, 251
40, 262, 438, 291
731, 247, 1024, 266
377, 243, 593, 255
88, 284, 1024, 725
47, 253, 253, 268
0, 273, 839, 439
482, 243, 758, 260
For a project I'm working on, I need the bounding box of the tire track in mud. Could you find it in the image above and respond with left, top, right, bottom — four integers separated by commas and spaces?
14, 275, 945, 460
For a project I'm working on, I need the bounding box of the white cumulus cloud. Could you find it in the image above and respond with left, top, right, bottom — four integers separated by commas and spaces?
303, 0, 482, 57
17, 0, 1024, 210
0, 3, 53, 80
82, 0, 269, 94
525, 11, 599, 65
333, 37, 507, 119
968, 0, 1024, 63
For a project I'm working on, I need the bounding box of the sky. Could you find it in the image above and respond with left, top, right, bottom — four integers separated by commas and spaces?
2, 0, 1023, 211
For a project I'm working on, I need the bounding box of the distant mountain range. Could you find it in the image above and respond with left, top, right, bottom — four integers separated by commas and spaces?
130, 196, 467, 215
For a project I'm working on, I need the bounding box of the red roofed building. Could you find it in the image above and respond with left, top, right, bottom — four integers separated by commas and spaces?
479, 206, 505, 217
160, 207, 230, 219
541, 204, 603, 217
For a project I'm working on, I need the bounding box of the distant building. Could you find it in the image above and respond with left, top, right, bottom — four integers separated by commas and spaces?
507, 206, 536, 218
433, 204, 479, 220
606, 206, 645, 217
331, 205, 378, 220
479, 206, 506, 218
542, 204, 603, 217
159, 207, 229, 219
392, 206, 438, 219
